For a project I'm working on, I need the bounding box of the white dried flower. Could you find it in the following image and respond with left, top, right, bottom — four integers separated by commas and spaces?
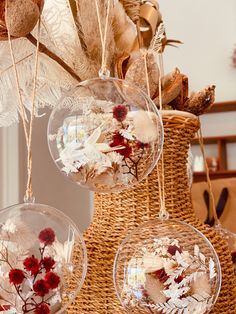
107, 151, 124, 165
133, 111, 159, 144
2, 220, 17, 234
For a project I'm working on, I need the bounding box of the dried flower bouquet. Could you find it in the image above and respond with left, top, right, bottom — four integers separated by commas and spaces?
122, 237, 218, 314
50, 96, 161, 192
0, 221, 76, 314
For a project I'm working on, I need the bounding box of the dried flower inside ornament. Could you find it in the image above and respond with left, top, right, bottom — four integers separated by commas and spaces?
48, 77, 163, 192
0, 203, 87, 313
114, 220, 221, 314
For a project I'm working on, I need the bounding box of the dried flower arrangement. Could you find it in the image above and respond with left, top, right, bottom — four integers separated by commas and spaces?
49, 84, 162, 191
0, 0, 216, 127
121, 237, 218, 313
0, 220, 76, 314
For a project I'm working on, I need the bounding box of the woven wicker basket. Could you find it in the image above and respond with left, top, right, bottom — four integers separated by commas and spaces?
67, 111, 236, 313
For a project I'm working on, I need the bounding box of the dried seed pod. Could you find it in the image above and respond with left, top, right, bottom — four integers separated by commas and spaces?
125, 51, 160, 98
4, 0, 43, 38
153, 68, 183, 106
179, 85, 216, 116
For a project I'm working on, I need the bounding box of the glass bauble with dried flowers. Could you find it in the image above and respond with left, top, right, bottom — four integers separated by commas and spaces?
113, 219, 221, 314
48, 77, 163, 192
0, 202, 87, 314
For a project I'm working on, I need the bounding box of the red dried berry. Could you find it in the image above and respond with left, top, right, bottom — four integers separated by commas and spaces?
34, 303, 50, 314
113, 105, 128, 122
41, 257, 55, 273
167, 245, 183, 256
33, 280, 49, 297
38, 228, 55, 246
154, 268, 169, 283
9, 269, 25, 285
44, 272, 60, 289
23, 255, 39, 275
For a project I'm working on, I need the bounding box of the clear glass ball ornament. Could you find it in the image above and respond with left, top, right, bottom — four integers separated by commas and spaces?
47, 77, 163, 192
114, 219, 221, 314
0, 202, 87, 314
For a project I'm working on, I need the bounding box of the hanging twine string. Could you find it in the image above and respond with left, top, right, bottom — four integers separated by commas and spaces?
197, 120, 218, 225
143, 46, 168, 220
94, 0, 111, 76
6, 0, 41, 202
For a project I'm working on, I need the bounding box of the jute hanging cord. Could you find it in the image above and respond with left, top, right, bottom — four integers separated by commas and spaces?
143, 22, 168, 220
6, 0, 41, 201
197, 120, 218, 225
94, 0, 111, 75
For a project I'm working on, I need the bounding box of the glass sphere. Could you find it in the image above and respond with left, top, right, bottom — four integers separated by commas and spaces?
114, 219, 221, 314
48, 77, 163, 192
0, 202, 87, 313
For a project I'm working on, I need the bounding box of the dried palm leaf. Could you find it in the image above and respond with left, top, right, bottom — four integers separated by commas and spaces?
0, 38, 76, 127
125, 51, 160, 98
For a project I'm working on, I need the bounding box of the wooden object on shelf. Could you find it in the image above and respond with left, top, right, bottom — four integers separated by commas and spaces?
206, 100, 236, 114
192, 135, 236, 182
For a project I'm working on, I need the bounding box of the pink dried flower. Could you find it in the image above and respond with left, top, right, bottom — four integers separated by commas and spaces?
38, 228, 55, 246
113, 105, 128, 122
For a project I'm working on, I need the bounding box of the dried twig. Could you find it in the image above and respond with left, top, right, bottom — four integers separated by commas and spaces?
26, 33, 81, 82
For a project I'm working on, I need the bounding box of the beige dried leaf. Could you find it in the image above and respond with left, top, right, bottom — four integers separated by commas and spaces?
125, 50, 160, 98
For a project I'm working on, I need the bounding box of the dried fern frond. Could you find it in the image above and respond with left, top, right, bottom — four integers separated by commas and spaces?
120, 0, 141, 24
149, 22, 165, 53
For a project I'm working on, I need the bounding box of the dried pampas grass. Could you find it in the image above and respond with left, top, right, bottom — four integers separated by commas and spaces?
112, 1, 136, 56
192, 273, 211, 296
75, 0, 116, 77
133, 111, 159, 144
145, 273, 167, 304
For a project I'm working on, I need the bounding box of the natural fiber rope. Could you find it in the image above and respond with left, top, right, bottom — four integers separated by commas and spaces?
6, 0, 41, 201
94, 0, 111, 74
143, 48, 167, 219
197, 120, 218, 223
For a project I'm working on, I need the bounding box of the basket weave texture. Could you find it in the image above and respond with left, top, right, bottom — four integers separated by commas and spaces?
67, 113, 236, 314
